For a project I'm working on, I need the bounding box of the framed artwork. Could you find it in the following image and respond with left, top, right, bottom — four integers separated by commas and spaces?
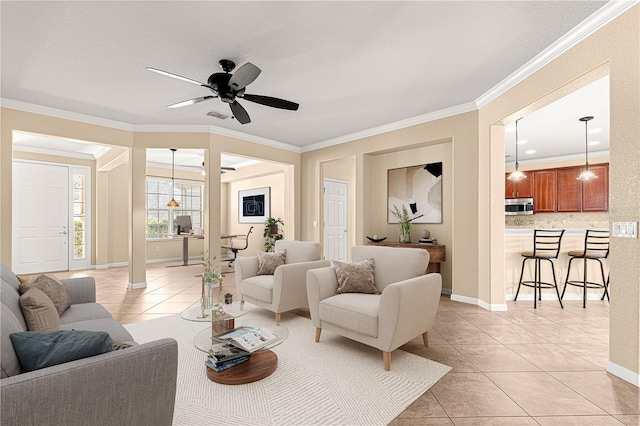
238, 187, 270, 223
387, 162, 443, 224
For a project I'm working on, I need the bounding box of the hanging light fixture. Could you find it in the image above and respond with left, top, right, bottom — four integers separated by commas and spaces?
167, 148, 180, 207
577, 116, 597, 180
507, 117, 526, 180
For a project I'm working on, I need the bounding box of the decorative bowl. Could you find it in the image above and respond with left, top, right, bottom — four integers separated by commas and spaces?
366, 236, 387, 243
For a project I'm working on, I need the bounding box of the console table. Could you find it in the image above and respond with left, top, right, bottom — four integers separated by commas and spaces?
366, 242, 445, 274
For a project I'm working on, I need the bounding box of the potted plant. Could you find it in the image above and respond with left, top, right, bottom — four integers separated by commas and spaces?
224, 293, 233, 304
391, 205, 412, 243
263, 217, 284, 252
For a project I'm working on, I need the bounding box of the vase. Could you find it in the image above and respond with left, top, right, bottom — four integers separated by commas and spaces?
400, 233, 411, 243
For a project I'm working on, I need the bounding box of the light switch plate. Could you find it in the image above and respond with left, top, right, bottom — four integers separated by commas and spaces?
612, 221, 638, 238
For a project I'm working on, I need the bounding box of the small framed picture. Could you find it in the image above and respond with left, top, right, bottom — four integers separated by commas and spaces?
238, 187, 270, 223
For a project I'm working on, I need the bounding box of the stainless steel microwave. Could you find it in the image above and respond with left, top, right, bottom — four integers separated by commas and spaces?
505, 198, 534, 215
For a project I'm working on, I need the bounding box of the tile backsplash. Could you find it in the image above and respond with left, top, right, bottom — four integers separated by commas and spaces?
505, 212, 609, 229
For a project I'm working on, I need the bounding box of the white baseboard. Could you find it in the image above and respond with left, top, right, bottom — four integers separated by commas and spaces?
450, 294, 508, 312
91, 256, 205, 269
606, 361, 640, 387
441, 288, 452, 295
128, 281, 147, 289
505, 293, 607, 301
94, 264, 109, 270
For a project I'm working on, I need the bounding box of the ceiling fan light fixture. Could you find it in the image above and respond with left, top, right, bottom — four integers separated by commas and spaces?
577, 116, 598, 181
508, 117, 527, 181
167, 148, 180, 207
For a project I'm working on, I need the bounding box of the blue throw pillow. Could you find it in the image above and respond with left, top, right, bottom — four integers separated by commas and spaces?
10, 330, 114, 372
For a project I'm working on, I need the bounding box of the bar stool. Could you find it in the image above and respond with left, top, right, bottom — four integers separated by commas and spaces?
561, 229, 609, 308
514, 229, 565, 309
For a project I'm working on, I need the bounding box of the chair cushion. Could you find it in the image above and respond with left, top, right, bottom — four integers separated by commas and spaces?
9, 330, 113, 372
19, 287, 60, 331
319, 293, 380, 338
275, 240, 322, 264
257, 250, 286, 275
520, 251, 557, 259
241, 275, 275, 303
18, 274, 71, 316
332, 258, 378, 294
568, 250, 607, 259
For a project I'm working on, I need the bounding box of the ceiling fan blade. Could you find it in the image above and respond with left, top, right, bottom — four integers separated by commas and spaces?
146, 67, 208, 87
242, 94, 299, 111
230, 100, 251, 124
228, 63, 261, 91
167, 95, 216, 108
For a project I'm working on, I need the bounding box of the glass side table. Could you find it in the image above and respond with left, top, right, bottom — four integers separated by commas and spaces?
181, 301, 250, 322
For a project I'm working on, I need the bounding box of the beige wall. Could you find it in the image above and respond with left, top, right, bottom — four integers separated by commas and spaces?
223, 164, 287, 257
369, 144, 453, 290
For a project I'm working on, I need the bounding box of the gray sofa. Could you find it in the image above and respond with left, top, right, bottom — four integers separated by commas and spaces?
1, 265, 178, 426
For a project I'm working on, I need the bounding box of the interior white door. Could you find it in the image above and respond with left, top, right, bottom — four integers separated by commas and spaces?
323, 179, 348, 261
13, 161, 69, 274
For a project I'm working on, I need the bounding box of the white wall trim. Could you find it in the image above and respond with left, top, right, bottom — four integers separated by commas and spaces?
475, 1, 638, 108
505, 293, 607, 302
13, 144, 99, 161
441, 288, 452, 295
505, 151, 610, 167
450, 294, 508, 312
302, 102, 477, 153
97, 255, 204, 269
128, 282, 147, 289
606, 361, 640, 387
1, 98, 134, 131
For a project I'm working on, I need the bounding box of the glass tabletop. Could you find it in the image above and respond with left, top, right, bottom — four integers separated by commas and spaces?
181, 301, 251, 322
193, 318, 289, 353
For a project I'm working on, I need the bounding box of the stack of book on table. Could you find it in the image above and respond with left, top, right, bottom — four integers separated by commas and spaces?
206, 343, 251, 372
206, 326, 281, 372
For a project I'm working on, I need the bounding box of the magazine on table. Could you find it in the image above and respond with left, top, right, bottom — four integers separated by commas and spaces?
212, 326, 280, 353
207, 343, 251, 364
205, 356, 250, 372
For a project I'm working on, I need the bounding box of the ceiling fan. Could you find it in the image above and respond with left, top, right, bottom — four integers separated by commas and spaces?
184, 162, 236, 175
147, 59, 299, 124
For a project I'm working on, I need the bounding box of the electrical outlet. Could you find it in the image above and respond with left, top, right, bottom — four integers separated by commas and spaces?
155, 246, 160, 252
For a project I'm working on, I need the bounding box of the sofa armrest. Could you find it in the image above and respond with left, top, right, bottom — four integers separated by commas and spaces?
60, 277, 96, 304
306, 266, 339, 328
0, 338, 178, 426
272, 260, 331, 312
378, 273, 442, 352
235, 256, 259, 297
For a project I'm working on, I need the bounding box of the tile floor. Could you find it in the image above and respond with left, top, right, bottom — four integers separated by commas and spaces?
54, 262, 640, 425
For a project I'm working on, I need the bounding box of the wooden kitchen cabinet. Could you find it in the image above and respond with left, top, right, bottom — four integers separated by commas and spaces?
533, 170, 556, 213
556, 167, 582, 212
582, 164, 609, 211
505, 172, 533, 199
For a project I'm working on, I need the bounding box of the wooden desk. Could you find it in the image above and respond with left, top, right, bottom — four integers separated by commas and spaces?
366, 242, 445, 274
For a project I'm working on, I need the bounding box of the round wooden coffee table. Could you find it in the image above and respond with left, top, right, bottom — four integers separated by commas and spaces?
206, 349, 277, 385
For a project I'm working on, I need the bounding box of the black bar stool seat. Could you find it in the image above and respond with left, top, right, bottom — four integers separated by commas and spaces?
514, 229, 565, 309
561, 229, 610, 308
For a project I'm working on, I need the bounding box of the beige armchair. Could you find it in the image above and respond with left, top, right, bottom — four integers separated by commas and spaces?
306, 245, 442, 371
235, 240, 330, 324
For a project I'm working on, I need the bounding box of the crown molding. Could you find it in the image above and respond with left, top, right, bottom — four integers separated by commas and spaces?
2, 98, 301, 153
1, 98, 134, 131
475, 0, 639, 108
302, 102, 478, 153
12, 145, 99, 160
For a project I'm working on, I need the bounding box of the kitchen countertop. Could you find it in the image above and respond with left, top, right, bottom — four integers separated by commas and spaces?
505, 228, 608, 235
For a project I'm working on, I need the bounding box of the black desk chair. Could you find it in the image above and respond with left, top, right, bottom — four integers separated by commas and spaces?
561, 229, 610, 308
221, 226, 253, 266
515, 229, 565, 309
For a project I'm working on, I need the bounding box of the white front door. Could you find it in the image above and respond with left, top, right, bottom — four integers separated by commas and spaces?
13, 161, 69, 274
323, 179, 348, 261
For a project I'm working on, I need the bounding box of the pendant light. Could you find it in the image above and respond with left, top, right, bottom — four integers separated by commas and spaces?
507, 117, 526, 180
167, 148, 180, 207
577, 116, 597, 180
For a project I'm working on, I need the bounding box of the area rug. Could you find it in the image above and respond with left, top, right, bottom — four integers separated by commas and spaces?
125, 306, 451, 426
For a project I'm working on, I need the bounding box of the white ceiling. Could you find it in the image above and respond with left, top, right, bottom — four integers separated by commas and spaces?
1, 0, 614, 156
